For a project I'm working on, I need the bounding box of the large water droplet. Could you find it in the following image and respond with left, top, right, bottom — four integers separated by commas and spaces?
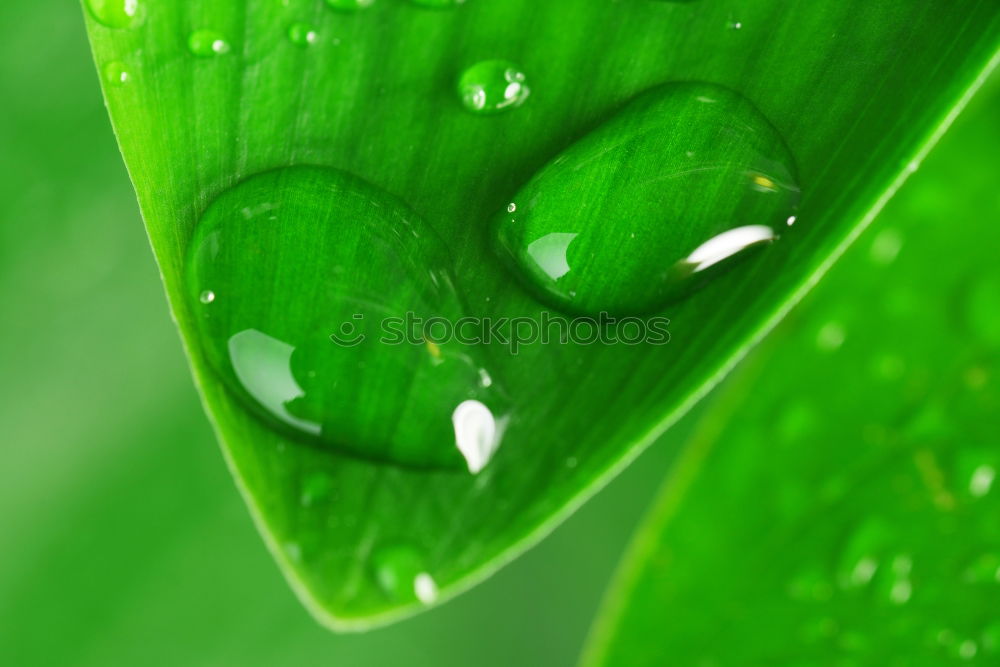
458, 60, 530, 114
186, 166, 505, 470
86, 0, 144, 29
494, 82, 798, 315
188, 29, 231, 57
325, 0, 375, 11
372, 544, 438, 604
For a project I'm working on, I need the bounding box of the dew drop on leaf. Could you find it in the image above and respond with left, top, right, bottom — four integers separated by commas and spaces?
188, 30, 231, 57
493, 82, 798, 315
102, 61, 130, 87
457, 60, 530, 114
85, 0, 144, 30
287, 22, 319, 47
185, 165, 506, 471
299, 472, 333, 508
372, 544, 437, 604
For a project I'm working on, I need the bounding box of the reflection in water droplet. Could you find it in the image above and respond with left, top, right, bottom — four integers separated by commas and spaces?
86, 0, 144, 29
288, 22, 318, 47
325, 0, 375, 11
372, 544, 436, 604
188, 29, 231, 57
494, 82, 798, 315
102, 61, 131, 87
228, 329, 322, 436
458, 60, 530, 114
186, 166, 505, 469
199, 290, 215, 304
452, 399, 503, 474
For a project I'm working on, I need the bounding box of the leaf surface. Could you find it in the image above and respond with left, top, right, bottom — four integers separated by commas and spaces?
583, 70, 1000, 666
83, 0, 1000, 627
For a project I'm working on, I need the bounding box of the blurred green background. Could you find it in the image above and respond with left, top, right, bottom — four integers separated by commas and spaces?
1, 3, 997, 666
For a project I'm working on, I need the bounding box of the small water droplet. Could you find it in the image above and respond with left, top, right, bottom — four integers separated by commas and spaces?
284, 541, 302, 561
188, 29, 231, 57
186, 166, 505, 469
729, 20, 743, 30
816, 321, 846, 352
199, 290, 216, 304
458, 60, 530, 114
962, 553, 1000, 583
372, 544, 437, 604
102, 61, 131, 87
958, 639, 978, 660
287, 22, 318, 47
299, 472, 332, 507
494, 82, 798, 315
970, 464, 996, 498
889, 578, 912, 604
325, 0, 375, 11
507, 202, 517, 213
869, 228, 903, 265
86, 0, 144, 29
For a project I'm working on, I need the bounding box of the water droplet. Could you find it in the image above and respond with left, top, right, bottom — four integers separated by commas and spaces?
199, 290, 215, 304
962, 553, 1000, 583
372, 544, 437, 603
889, 578, 912, 604
494, 82, 798, 315
458, 60, 530, 114
299, 472, 332, 507
284, 541, 302, 561
869, 228, 903, 265
970, 464, 996, 498
287, 22, 318, 47
816, 320, 846, 352
188, 30, 231, 57
102, 61, 131, 87
410, 0, 465, 6
958, 639, 978, 660
325, 0, 375, 11
86, 0, 144, 29
186, 166, 505, 469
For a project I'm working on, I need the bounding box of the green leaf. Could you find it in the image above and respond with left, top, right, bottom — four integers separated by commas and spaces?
82, 0, 1000, 628
583, 70, 1000, 666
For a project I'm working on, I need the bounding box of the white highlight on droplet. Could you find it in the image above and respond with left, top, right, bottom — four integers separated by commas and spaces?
684, 225, 776, 273
414, 573, 439, 604
452, 399, 500, 474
